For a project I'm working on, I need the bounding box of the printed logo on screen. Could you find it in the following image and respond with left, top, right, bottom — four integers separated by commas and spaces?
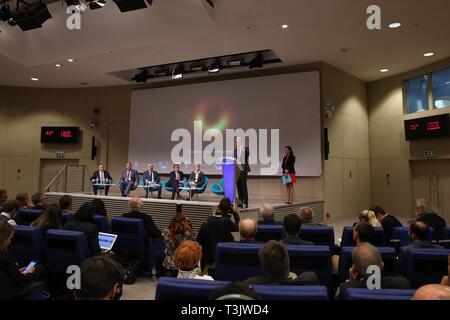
171, 121, 280, 175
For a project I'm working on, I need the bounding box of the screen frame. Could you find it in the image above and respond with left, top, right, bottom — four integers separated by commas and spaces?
40, 126, 81, 144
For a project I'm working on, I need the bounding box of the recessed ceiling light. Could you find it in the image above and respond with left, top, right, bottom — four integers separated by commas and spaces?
30, 77, 39, 81
67, 58, 74, 63
424, 52, 434, 57
55, 63, 62, 68
380, 69, 389, 73
242, 24, 256, 31
388, 22, 402, 29
281, 24, 288, 29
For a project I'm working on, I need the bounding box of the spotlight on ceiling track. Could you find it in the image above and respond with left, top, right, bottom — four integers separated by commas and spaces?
112, 0, 153, 13
172, 65, 183, 80
208, 61, 220, 73
132, 70, 149, 83
0, 4, 11, 22
88, 0, 106, 10
14, 2, 52, 31
248, 54, 264, 69
206, 0, 215, 8
228, 58, 243, 67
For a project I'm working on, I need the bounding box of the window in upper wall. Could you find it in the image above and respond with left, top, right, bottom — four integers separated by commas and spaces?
432, 67, 450, 109
406, 75, 429, 113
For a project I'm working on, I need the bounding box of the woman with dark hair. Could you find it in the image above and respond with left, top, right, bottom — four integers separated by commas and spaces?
281, 146, 296, 204
63, 202, 101, 256
15, 193, 31, 209
91, 199, 107, 216
31, 204, 62, 235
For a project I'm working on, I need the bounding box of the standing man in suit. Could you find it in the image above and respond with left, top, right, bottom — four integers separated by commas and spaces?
167, 164, 185, 200
91, 164, 113, 196
187, 163, 205, 200
119, 161, 139, 197
142, 163, 162, 199
234, 137, 250, 208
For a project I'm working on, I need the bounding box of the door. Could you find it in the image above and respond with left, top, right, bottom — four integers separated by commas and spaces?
39, 159, 79, 192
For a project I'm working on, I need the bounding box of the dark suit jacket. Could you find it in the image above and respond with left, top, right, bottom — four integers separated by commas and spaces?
120, 169, 139, 184
234, 147, 250, 173
90, 170, 112, 182
188, 171, 205, 187
417, 213, 447, 236
282, 235, 314, 246
63, 220, 101, 256
257, 219, 282, 225
122, 210, 162, 239
0, 250, 31, 299
381, 214, 403, 243
168, 170, 185, 185
336, 276, 411, 300
142, 170, 161, 184
281, 155, 296, 174
245, 271, 319, 286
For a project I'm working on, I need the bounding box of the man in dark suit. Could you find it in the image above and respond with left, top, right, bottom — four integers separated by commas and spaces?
281, 214, 313, 245
119, 161, 139, 197
371, 205, 402, 244
415, 199, 447, 238
122, 197, 162, 239
167, 164, 185, 200
142, 163, 162, 199
245, 240, 319, 285
234, 137, 250, 208
90, 163, 113, 196
31, 193, 46, 211
186, 163, 205, 200
335, 243, 411, 299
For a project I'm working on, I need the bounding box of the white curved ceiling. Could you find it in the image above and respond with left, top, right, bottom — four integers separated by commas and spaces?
0, 0, 449, 87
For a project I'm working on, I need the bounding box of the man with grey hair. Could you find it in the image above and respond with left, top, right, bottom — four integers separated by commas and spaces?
239, 219, 259, 243
299, 207, 325, 226
415, 198, 447, 237
335, 243, 410, 299
257, 204, 280, 225
122, 197, 161, 239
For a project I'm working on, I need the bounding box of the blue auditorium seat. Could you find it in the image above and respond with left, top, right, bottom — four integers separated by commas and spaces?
14, 208, 44, 225
404, 248, 450, 288
343, 288, 416, 300
111, 217, 147, 261
61, 211, 74, 226
155, 277, 226, 300
255, 225, 284, 242
210, 178, 225, 196
253, 285, 329, 300
391, 227, 409, 247
8, 225, 44, 267
299, 226, 335, 248
339, 246, 398, 282
341, 226, 386, 247
439, 227, 450, 248
287, 245, 331, 287
93, 214, 110, 233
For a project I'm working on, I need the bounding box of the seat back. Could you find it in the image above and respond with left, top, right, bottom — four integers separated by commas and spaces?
61, 211, 74, 226
287, 245, 331, 287
253, 285, 329, 300
93, 215, 110, 233
404, 248, 450, 288
196, 176, 209, 194
391, 227, 409, 248
299, 226, 335, 248
339, 246, 398, 282
343, 288, 416, 300
14, 209, 44, 225
111, 217, 146, 259
155, 277, 226, 300
341, 226, 386, 247
9, 225, 44, 267
255, 225, 284, 242
438, 227, 450, 248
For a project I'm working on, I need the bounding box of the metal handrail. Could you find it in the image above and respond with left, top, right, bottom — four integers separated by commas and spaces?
44, 165, 68, 192
44, 164, 88, 192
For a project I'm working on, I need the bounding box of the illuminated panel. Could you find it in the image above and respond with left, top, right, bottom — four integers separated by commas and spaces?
404, 114, 450, 140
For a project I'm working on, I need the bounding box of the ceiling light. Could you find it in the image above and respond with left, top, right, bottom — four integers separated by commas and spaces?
380, 69, 389, 73
446, 82, 450, 85
281, 24, 288, 29
88, 0, 106, 10
228, 59, 243, 67
190, 64, 205, 72
112, 0, 152, 12
55, 63, 62, 68
249, 54, 264, 69
208, 61, 220, 73
172, 66, 183, 80
67, 58, 74, 63
424, 52, 434, 57
388, 22, 401, 29
14, 2, 52, 31
31, 77, 39, 81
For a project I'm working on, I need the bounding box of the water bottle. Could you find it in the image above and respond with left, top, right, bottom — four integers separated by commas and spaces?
96, 178, 99, 184
151, 266, 157, 279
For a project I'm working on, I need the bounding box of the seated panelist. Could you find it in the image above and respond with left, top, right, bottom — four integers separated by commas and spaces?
187, 163, 205, 199
142, 163, 162, 199
90, 164, 113, 196
167, 164, 185, 200
119, 161, 139, 197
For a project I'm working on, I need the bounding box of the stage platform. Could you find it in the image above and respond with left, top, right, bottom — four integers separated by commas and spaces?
45, 192, 325, 232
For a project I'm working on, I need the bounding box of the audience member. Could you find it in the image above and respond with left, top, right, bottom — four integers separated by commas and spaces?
0, 200, 20, 226
174, 240, 213, 280
31, 204, 62, 235
353, 221, 375, 246
441, 254, 450, 287
75, 256, 124, 300
412, 284, 450, 300
335, 243, 411, 299
59, 195, 73, 213
15, 193, 31, 209
122, 197, 162, 239
281, 214, 313, 245
91, 198, 107, 216
210, 281, 260, 300
415, 198, 447, 237
239, 219, 258, 243
162, 204, 194, 275
257, 204, 280, 225
371, 205, 402, 243
63, 202, 101, 256
0, 189, 7, 210
300, 207, 325, 226
358, 210, 381, 227
245, 240, 319, 285
31, 193, 46, 210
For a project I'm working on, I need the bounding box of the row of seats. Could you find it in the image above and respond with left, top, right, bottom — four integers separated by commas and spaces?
155, 277, 416, 300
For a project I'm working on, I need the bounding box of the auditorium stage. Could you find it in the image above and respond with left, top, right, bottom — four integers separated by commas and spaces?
45, 192, 325, 232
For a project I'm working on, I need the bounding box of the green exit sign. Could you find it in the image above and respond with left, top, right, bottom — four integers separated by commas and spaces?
56, 151, 65, 159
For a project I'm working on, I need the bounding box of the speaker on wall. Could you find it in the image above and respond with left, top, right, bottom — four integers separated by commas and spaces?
324, 128, 329, 160
91, 136, 97, 160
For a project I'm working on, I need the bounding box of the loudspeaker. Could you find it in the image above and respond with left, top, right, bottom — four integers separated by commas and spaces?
324, 128, 329, 160
91, 136, 97, 160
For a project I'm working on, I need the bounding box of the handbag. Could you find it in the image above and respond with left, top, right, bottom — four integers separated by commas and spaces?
282, 174, 292, 185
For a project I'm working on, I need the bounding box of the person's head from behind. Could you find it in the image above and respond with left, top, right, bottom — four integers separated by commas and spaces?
15, 193, 30, 208
76, 256, 124, 300
239, 219, 257, 241
0, 221, 15, 250
74, 202, 96, 223
370, 206, 386, 221
0, 189, 8, 205
2, 200, 20, 218
91, 199, 107, 215
412, 284, 450, 300
168, 211, 192, 235
218, 197, 232, 216
129, 197, 143, 212
260, 203, 274, 222
350, 243, 384, 281
31, 193, 45, 206
210, 281, 260, 300
59, 195, 73, 211
359, 210, 380, 227
125, 161, 132, 170
174, 240, 202, 272
33, 204, 62, 229
415, 198, 436, 217
408, 221, 429, 242
259, 240, 290, 279
299, 207, 314, 224
353, 221, 375, 245
283, 213, 302, 236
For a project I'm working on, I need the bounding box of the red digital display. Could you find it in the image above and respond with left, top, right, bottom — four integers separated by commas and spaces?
41, 127, 80, 143
405, 114, 450, 140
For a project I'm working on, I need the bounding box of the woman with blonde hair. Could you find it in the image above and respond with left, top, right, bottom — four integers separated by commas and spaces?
359, 210, 381, 227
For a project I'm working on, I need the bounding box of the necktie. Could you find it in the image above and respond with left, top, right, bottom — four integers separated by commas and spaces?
151, 171, 154, 182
